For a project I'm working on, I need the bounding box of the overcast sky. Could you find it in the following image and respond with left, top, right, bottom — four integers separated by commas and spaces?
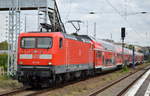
57, 0, 150, 46
0, 0, 150, 46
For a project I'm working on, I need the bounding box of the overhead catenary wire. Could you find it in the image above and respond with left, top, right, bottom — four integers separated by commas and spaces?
105, 0, 124, 17
65, 0, 72, 21
105, 0, 147, 44
60, 0, 147, 45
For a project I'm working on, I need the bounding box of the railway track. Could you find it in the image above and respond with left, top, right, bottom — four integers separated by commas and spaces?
0, 88, 47, 96
0, 79, 87, 96
88, 66, 150, 96
0, 66, 149, 96
0, 88, 27, 96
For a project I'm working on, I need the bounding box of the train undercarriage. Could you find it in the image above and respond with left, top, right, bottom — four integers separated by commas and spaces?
17, 65, 94, 88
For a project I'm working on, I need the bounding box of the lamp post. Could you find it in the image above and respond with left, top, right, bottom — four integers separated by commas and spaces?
24, 15, 27, 32
89, 11, 97, 38
133, 12, 147, 15
94, 22, 97, 38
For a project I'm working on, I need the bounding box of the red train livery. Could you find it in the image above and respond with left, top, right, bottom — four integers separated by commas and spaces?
17, 32, 144, 87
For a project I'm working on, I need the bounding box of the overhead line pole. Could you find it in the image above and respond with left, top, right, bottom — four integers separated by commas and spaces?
86, 21, 89, 35
94, 22, 96, 38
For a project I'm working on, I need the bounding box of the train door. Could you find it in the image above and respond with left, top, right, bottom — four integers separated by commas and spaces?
104, 51, 114, 66
102, 51, 105, 66
110, 52, 115, 65
88, 44, 94, 68
94, 50, 103, 68
112, 52, 116, 65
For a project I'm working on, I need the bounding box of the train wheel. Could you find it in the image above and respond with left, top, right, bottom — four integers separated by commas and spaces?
80, 71, 87, 80
31, 83, 42, 89
55, 75, 63, 85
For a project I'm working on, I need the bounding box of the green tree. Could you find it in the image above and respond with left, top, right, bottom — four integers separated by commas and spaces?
128, 45, 134, 50
0, 41, 8, 50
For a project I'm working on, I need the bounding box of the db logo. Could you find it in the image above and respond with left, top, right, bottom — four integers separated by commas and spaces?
33, 54, 39, 59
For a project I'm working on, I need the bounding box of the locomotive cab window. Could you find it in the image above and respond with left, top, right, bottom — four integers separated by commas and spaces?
21, 38, 36, 48
21, 37, 52, 49
37, 37, 52, 49
59, 38, 63, 48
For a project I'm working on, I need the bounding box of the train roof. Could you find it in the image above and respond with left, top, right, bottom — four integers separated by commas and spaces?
62, 33, 92, 43
98, 40, 116, 52
19, 32, 144, 56
19, 32, 64, 37
19, 32, 92, 44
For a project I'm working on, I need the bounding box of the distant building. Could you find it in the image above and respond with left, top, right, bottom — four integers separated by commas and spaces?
142, 47, 150, 60
102, 39, 114, 43
134, 46, 143, 53
142, 47, 150, 55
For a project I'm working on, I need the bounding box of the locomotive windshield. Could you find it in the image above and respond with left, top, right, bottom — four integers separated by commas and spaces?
21, 37, 52, 49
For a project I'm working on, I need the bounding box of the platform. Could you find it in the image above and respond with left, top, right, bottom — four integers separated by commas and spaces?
124, 69, 150, 96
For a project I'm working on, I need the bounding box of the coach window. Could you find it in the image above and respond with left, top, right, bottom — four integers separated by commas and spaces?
59, 38, 63, 48
96, 51, 102, 58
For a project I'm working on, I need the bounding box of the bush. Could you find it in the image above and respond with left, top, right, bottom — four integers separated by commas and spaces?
0, 41, 8, 50
0, 54, 8, 70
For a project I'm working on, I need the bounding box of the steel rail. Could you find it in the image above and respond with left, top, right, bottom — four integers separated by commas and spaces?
88, 67, 150, 96
0, 88, 27, 96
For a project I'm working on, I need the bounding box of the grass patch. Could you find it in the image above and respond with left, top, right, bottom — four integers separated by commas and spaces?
122, 65, 129, 72
0, 54, 8, 71
0, 75, 22, 89
0, 75, 10, 80
46, 63, 150, 96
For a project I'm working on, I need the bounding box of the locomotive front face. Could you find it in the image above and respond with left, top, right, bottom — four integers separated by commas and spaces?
17, 33, 58, 85
18, 37, 53, 66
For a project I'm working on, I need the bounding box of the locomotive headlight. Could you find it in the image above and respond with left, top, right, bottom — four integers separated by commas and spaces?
19, 61, 23, 65
48, 62, 52, 65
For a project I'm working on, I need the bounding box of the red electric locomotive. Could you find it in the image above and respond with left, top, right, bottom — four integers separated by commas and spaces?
17, 32, 94, 87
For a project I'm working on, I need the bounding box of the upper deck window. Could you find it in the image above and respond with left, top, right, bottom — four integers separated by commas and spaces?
21, 37, 52, 49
